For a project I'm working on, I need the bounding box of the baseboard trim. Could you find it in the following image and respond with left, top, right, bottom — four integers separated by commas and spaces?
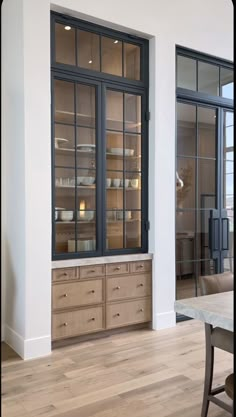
4, 325, 51, 360
152, 310, 176, 330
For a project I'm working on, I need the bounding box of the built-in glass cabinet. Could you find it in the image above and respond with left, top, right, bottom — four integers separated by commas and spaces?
51, 13, 149, 259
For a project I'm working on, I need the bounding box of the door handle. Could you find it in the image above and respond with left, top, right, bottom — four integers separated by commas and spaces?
221, 218, 229, 252
209, 209, 219, 258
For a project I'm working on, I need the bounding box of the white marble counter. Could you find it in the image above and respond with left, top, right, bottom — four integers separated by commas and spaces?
52, 253, 153, 269
174, 291, 233, 332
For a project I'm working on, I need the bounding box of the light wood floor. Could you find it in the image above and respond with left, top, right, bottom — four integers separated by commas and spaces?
1, 321, 233, 417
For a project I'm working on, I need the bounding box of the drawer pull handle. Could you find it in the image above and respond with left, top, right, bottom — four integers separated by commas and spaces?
138, 264, 144, 268
138, 283, 144, 287
115, 266, 121, 270
91, 317, 95, 321
91, 290, 95, 293
63, 294, 68, 297
116, 313, 120, 317
63, 273, 68, 276
116, 286, 121, 290
139, 308, 144, 312
90, 269, 95, 273
63, 322, 68, 326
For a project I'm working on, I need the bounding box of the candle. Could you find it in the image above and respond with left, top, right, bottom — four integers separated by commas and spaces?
80, 200, 85, 218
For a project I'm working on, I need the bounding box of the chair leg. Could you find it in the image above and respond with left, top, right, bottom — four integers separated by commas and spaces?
201, 324, 214, 417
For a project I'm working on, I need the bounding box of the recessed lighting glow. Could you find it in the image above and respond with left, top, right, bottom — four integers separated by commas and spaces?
64, 26, 71, 31
114, 40, 119, 44
88, 60, 93, 64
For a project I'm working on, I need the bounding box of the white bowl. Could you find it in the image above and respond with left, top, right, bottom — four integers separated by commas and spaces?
59, 210, 74, 221
77, 211, 94, 221
77, 176, 84, 185
81, 177, 95, 186
116, 211, 132, 220
109, 148, 123, 155
125, 149, 134, 156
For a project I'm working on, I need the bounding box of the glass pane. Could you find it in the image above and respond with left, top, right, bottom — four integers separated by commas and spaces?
76, 84, 95, 127
177, 102, 196, 156
224, 161, 233, 197
198, 159, 216, 208
75, 223, 96, 252
76, 127, 96, 169
106, 132, 124, 171
106, 90, 123, 131
198, 107, 216, 158
125, 211, 141, 248
199, 259, 216, 280
198, 61, 219, 96
54, 80, 75, 124
176, 261, 196, 299
176, 211, 195, 261
106, 211, 123, 249
77, 187, 96, 212
197, 210, 213, 261
176, 158, 195, 209
106, 174, 123, 209
54, 124, 75, 168
55, 23, 76, 66
220, 67, 234, 100
224, 258, 234, 273
223, 111, 234, 161
124, 43, 140, 80
101, 36, 122, 76
177, 55, 197, 91
55, 167, 75, 211
125, 134, 141, 172
56, 222, 75, 254
77, 29, 100, 71
125, 94, 141, 133
125, 174, 141, 210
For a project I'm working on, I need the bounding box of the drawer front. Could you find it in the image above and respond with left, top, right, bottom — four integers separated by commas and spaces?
52, 306, 104, 340
130, 260, 152, 274
52, 268, 78, 282
52, 279, 103, 310
106, 274, 151, 301
80, 265, 105, 279
106, 298, 151, 329
106, 262, 129, 276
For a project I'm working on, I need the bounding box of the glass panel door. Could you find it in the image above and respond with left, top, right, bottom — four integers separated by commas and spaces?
105, 87, 142, 250
223, 110, 234, 273
176, 102, 217, 300
53, 78, 98, 255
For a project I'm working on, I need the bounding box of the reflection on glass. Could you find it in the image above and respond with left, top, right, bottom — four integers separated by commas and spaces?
223, 111, 234, 161
55, 23, 76, 65
54, 80, 75, 124
177, 102, 196, 156
101, 36, 122, 76
196, 210, 212, 261
224, 257, 234, 273
125, 94, 141, 133
125, 175, 141, 210
177, 55, 197, 91
176, 158, 195, 209
176, 211, 195, 262
198, 159, 216, 207
76, 223, 96, 252
176, 261, 196, 299
124, 43, 140, 80
106, 175, 123, 210
124, 134, 141, 172
56, 223, 75, 253
198, 107, 216, 158
76, 84, 95, 127
106, 90, 123, 131
198, 61, 219, 96
77, 30, 100, 71
220, 67, 234, 100
125, 211, 141, 248
106, 132, 124, 171
54, 124, 75, 168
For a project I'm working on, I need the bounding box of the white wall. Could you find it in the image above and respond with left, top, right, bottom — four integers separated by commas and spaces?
1, 0, 233, 358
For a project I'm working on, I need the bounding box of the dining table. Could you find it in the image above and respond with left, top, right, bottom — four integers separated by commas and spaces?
174, 291, 233, 415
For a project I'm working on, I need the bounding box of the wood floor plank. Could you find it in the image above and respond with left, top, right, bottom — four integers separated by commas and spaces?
1, 320, 232, 417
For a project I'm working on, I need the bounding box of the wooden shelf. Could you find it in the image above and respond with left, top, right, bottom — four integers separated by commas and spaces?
56, 219, 140, 225
55, 147, 140, 159
55, 185, 140, 190
55, 110, 141, 128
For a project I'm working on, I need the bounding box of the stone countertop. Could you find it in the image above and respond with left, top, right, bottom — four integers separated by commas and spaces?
174, 291, 233, 331
52, 253, 153, 269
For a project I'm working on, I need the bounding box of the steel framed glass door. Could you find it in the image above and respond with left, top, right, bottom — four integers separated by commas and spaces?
176, 103, 234, 302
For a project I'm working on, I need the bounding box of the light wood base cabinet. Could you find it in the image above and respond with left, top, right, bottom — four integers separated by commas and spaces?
52, 259, 152, 342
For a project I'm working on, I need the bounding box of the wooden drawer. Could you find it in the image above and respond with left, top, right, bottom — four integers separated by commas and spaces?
80, 264, 105, 279
106, 262, 129, 276
52, 267, 78, 282
106, 298, 151, 329
130, 260, 152, 274
52, 306, 104, 340
106, 273, 151, 302
52, 279, 103, 310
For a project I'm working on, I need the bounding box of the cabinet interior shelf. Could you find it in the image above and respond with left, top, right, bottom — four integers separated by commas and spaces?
55, 148, 141, 159
55, 110, 141, 128
55, 185, 140, 190
55, 219, 140, 224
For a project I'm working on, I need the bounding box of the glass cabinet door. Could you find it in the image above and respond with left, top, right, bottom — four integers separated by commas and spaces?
105, 88, 142, 250
53, 78, 98, 255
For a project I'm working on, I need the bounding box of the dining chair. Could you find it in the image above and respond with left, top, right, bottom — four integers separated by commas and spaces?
225, 373, 234, 416
199, 271, 234, 417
